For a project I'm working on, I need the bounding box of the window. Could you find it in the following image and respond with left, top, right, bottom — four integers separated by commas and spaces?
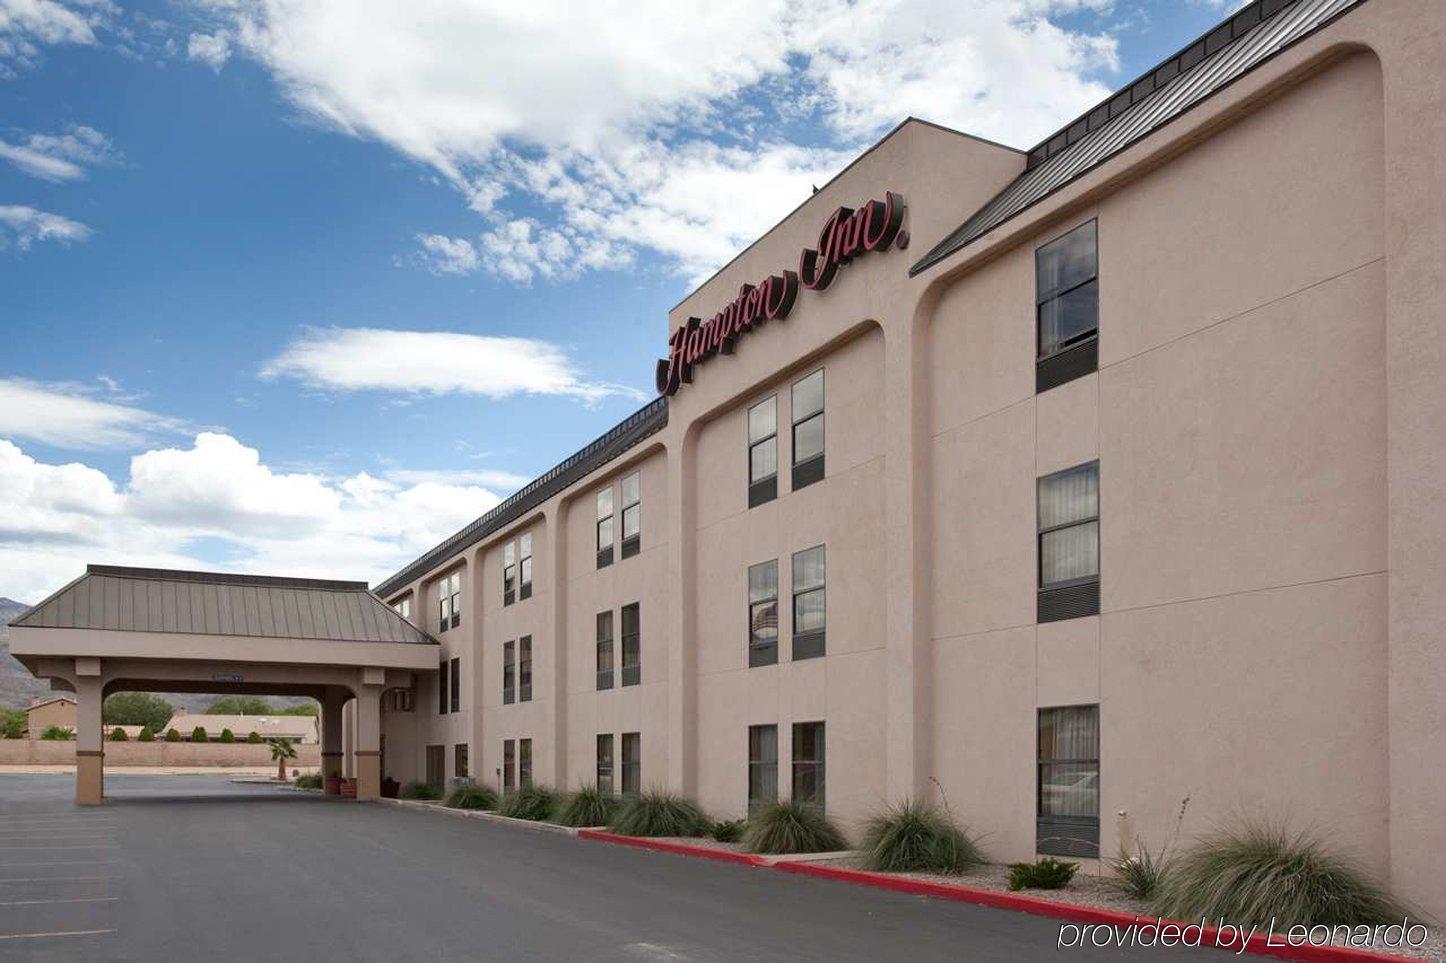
621, 732, 641, 796
1035, 220, 1098, 392
519, 738, 533, 788
792, 721, 825, 809
503, 641, 516, 705
454, 744, 468, 779
1037, 705, 1100, 858
438, 659, 448, 715
436, 571, 461, 632
791, 546, 826, 660
748, 724, 778, 812
620, 472, 641, 559
1037, 461, 1100, 622
596, 734, 614, 793
748, 396, 778, 508
595, 611, 614, 690
791, 370, 824, 490
503, 543, 516, 606
519, 532, 533, 600
449, 656, 460, 713
621, 603, 640, 687
426, 744, 445, 785
518, 636, 532, 703
391, 597, 411, 620
503, 739, 515, 791
748, 560, 779, 667
596, 488, 614, 568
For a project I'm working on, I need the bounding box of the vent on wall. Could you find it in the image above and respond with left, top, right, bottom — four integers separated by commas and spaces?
1038, 580, 1100, 623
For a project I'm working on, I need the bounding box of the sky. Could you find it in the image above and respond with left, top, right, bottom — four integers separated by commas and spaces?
0, 0, 1239, 603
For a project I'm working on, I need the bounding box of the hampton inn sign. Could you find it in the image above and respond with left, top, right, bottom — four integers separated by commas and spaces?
656, 192, 907, 396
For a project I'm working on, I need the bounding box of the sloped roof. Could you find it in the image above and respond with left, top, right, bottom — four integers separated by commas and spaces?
910, 0, 1368, 275
163, 713, 318, 741
27, 694, 75, 711
14, 565, 434, 646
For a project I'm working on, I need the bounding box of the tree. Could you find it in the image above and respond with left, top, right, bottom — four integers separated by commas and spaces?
190, 725, 208, 743
137, 726, 155, 742
278, 703, 319, 716
246, 731, 262, 743
165, 728, 182, 742
102, 692, 174, 732
109, 727, 128, 741
219, 728, 235, 743
0, 708, 24, 739
206, 696, 274, 715
267, 737, 297, 781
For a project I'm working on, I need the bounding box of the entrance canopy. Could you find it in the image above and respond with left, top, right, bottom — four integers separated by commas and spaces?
9, 565, 438, 804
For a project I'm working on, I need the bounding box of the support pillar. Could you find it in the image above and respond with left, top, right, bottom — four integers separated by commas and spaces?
354, 669, 384, 801
321, 690, 345, 794
342, 698, 355, 778
73, 665, 104, 806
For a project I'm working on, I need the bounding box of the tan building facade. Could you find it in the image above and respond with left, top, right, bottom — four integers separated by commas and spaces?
25, 695, 76, 738
370, 0, 1446, 919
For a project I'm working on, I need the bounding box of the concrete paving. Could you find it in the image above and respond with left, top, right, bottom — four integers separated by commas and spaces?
0, 774, 1227, 961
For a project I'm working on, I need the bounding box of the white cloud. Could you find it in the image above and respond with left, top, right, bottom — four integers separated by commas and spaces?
186, 30, 228, 69
0, 379, 182, 449
260, 327, 647, 403
0, 0, 114, 75
0, 205, 92, 250
381, 467, 532, 492
414, 233, 479, 275
0, 434, 506, 603
0, 124, 117, 182
198, 0, 1118, 285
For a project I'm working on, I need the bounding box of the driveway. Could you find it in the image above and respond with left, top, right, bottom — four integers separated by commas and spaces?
0, 774, 1225, 961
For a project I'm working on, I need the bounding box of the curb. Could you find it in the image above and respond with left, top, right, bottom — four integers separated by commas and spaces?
575, 832, 1417, 963
375, 798, 580, 835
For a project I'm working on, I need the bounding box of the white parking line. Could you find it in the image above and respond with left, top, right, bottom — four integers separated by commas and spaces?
0, 877, 117, 883
0, 845, 118, 850
0, 861, 117, 867
0, 929, 116, 940
0, 898, 118, 907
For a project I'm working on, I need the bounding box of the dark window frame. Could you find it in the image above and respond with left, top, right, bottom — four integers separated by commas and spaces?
1037, 704, 1101, 858
1037, 461, 1101, 622
454, 743, 468, 779
519, 738, 533, 788
503, 738, 515, 791
620, 472, 641, 559
748, 723, 778, 813
449, 656, 460, 713
595, 610, 614, 690
438, 659, 448, 715
791, 545, 826, 661
519, 532, 533, 600
748, 559, 779, 668
503, 640, 516, 705
790, 370, 825, 491
596, 733, 614, 793
518, 635, 532, 703
620, 603, 640, 687
1035, 220, 1099, 393
791, 721, 825, 810
620, 731, 641, 797
596, 487, 614, 568
503, 542, 516, 607
748, 395, 778, 508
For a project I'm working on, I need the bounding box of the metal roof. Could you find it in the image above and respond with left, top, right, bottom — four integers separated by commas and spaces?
910, 0, 1367, 276
14, 564, 435, 645
372, 395, 669, 599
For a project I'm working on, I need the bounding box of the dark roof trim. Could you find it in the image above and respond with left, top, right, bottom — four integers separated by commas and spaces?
373, 396, 669, 598
84, 564, 368, 592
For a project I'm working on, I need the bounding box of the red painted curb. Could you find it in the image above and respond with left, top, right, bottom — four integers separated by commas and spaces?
577, 832, 1418, 963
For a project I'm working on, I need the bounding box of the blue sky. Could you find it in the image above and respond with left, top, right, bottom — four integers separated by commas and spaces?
0, 0, 1236, 601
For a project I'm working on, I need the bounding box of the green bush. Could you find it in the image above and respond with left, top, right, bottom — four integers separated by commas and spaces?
1009, 858, 1078, 891
137, 726, 155, 742
293, 773, 323, 790
742, 800, 848, 855
165, 728, 181, 742
398, 781, 442, 801
189, 725, 208, 743
109, 726, 129, 742
710, 819, 745, 843
1151, 822, 1404, 928
445, 783, 498, 810
40, 725, 73, 741
218, 728, 235, 744
608, 791, 710, 838
498, 785, 559, 822
1114, 841, 1169, 901
860, 800, 985, 874
1, 710, 24, 739
246, 731, 261, 744
554, 785, 619, 827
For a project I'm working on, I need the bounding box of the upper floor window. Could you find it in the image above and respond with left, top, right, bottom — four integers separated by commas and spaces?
1036, 220, 1098, 393
748, 396, 778, 508
747, 560, 779, 668
791, 370, 824, 491
620, 603, 641, 687
1037, 461, 1100, 622
518, 635, 533, 703
596, 488, 614, 568
791, 545, 826, 660
449, 656, 460, 713
438, 659, 449, 715
503, 543, 516, 606
519, 532, 533, 600
1037, 705, 1100, 858
595, 611, 614, 691
503, 640, 516, 705
391, 597, 412, 620
620, 472, 641, 560
436, 571, 461, 632
792, 721, 825, 809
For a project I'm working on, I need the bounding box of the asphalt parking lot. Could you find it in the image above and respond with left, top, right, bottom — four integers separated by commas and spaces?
0, 773, 1227, 961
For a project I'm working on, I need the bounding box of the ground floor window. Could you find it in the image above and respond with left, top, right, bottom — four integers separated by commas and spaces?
596, 734, 614, 793
620, 732, 640, 796
791, 721, 825, 809
503, 739, 515, 791
454, 744, 468, 780
519, 738, 533, 788
748, 724, 777, 812
425, 744, 444, 786
1037, 705, 1100, 858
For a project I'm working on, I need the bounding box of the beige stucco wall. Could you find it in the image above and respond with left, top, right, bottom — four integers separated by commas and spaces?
0, 740, 322, 768
26, 699, 76, 735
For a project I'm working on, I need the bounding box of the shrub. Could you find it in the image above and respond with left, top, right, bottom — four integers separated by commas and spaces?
1009, 858, 1078, 891
741, 800, 848, 855
861, 800, 985, 874
554, 785, 619, 827
40, 725, 73, 741
1151, 822, 1405, 928
445, 783, 498, 811
190, 725, 208, 743
1114, 841, 1169, 901
109, 727, 129, 742
293, 773, 323, 790
498, 785, 560, 822
218, 728, 235, 744
710, 819, 745, 843
246, 731, 261, 743
608, 791, 710, 838
398, 781, 442, 801
165, 728, 181, 742
137, 726, 155, 742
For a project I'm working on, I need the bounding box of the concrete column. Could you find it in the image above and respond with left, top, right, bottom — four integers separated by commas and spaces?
546, 511, 569, 787
73, 664, 104, 806
354, 669, 384, 801
321, 690, 346, 793
342, 698, 355, 778
663, 434, 695, 795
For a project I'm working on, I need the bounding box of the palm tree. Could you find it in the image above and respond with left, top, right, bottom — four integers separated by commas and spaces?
266, 737, 297, 781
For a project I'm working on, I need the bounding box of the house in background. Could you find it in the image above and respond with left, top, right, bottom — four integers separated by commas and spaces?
161, 712, 318, 744
26, 694, 75, 738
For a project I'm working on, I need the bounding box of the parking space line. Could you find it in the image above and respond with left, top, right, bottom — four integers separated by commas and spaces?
0, 845, 119, 850
0, 929, 116, 940
0, 898, 118, 907
0, 876, 117, 882
0, 861, 117, 867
